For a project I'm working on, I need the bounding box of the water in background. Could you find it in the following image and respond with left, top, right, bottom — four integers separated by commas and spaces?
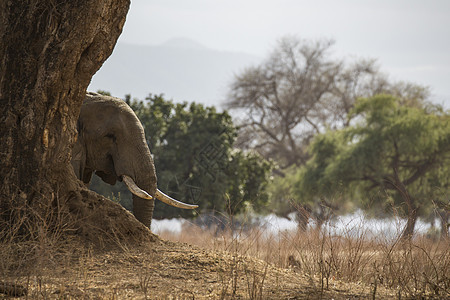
152, 210, 434, 241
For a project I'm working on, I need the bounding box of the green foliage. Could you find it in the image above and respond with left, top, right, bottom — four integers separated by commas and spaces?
89, 93, 272, 219
225, 150, 273, 216
267, 164, 352, 229
95, 90, 112, 96
266, 167, 300, 218
299, 131, 347, 198
297, 95, 450, 232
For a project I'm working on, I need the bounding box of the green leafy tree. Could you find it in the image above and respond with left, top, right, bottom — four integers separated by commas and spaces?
298, 95, 449, 239
134, 94, 273, 219
267, 166, 351, 231
143, 96, 236, 218
225, 150, 273, 216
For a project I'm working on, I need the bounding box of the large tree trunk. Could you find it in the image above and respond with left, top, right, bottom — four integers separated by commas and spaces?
0, 1, 137, 243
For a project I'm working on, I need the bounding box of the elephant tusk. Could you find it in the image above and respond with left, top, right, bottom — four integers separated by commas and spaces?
155, 189, 198, 209
122, 175, 153, 199
122, 175, 198, 210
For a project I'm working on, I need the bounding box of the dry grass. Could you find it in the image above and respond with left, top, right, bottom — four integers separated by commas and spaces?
1, 198, 448, 299
160, 217, 450, 299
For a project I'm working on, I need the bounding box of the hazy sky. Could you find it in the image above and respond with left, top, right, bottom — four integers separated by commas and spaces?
117, 0, 450, 106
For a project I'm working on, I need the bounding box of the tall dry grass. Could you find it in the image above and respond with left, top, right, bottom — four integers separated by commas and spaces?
160, 215, 449, 299
1, 194, 448, 298
0, 195, 81, 297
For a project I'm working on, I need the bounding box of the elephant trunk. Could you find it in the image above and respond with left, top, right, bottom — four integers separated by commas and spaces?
115, 139, 157, 229
132, 178, 156, 228
121, 140, 197, 228
134, 144, 157, 228
133, 194, 155, 228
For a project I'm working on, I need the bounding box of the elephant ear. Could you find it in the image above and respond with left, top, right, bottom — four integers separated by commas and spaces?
95, 170, 117, 185
71, 137, 86, 180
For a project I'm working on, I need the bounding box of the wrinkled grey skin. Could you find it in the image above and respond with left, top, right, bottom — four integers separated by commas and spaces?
71, 92, 156, 228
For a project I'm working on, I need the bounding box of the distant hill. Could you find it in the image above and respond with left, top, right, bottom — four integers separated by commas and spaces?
88, 38, 261, 108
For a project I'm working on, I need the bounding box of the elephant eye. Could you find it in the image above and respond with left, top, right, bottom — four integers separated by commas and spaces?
105, 133, 116, 142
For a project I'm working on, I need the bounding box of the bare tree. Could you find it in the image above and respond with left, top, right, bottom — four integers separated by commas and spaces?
226, 36, 429, 169
227, 38, 341, 168
0, 1, 145, 243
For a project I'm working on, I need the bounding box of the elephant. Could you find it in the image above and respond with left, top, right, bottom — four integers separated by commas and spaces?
71, 92, 197, 228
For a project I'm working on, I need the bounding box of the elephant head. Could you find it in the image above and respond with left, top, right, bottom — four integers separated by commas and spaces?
71, 92, 197, 228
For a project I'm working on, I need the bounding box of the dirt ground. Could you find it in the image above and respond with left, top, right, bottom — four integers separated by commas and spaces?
2, 235, 398, 300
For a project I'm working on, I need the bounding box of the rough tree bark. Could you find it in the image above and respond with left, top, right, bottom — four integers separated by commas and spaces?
0, 1, 151, 244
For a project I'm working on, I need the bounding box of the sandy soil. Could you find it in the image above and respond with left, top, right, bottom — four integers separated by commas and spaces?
2, 235, 397, 299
